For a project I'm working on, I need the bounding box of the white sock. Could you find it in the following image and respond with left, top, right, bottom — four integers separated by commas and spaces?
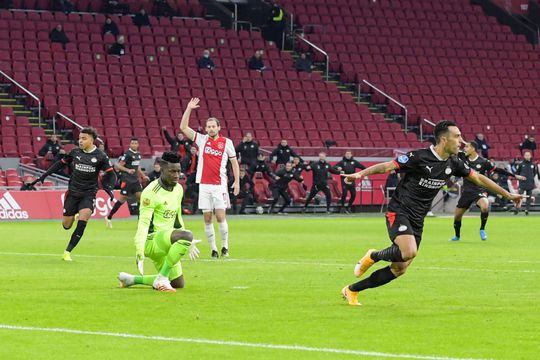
205, 223, 217, 251
218, 220, 229, 249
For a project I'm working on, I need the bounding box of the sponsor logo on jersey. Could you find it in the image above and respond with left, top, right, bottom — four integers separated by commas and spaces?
419, 177, 447, 189
75, 163, 96, 173
91, 157, 97, 163
0, 192, 29, 219
398, 225, 408, 232
445, 167, 452, 174
398, 155, 409, 164
142, 198, 151, 206
204, 147, 224, 157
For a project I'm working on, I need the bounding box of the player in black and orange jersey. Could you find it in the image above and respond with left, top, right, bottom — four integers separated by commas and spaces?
340, 121, 524, 306
34, 128, 116, 261
451, 141, 524, 241
105, 137, 149, 228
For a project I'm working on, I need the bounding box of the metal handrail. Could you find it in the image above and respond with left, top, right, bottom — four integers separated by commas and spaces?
420, 118, 436, 142
56, 112, 104, 144
0, 70, 41, 126
295, 34, 329, 80
362, 79, 408, 131
234, 20, 252, 32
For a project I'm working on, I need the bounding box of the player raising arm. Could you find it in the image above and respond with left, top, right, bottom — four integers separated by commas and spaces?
117, 152, 201, 292
33, 128, 116, 261
180, 98, 240, 259
340, 120, 524, 306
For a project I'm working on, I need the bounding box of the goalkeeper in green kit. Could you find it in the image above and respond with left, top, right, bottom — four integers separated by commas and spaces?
117, 152, 201, 292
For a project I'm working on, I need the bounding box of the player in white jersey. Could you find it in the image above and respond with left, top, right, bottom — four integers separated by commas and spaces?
180, 98, 240, 258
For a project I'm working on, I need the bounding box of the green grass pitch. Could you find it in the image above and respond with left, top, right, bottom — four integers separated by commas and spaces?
0, 215, 538, 360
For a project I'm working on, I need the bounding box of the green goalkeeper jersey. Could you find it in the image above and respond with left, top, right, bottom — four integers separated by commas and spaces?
134, 179, 185, 256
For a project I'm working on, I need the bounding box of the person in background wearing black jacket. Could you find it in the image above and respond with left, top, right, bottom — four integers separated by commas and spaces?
230, 168, 254, 214
133, 7, 150, 28
514, 150, 539, 215
474, 133, 490, 158
50, 24, 69, 49
249, 153, 274, 180
102, 16, 120, 36
38, 135, 63, 157
248, 50, 268, 71
108, 35, 125, 56
295, 53, 313, 73
147, 162, 161, 183
236, 133, 259, 167
334, 150, 365, 214
270, 139, 300, 167
303, 152, 340, 213
153, 0, 175, 17
163, 127, 192, 159
102, 0, 129, 14
269, 162, 303, 214
519, 135, 537, 156
197, 49, 215, 70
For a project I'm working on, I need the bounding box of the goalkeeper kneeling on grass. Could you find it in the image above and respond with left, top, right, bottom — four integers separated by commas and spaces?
117, 151, 201, 292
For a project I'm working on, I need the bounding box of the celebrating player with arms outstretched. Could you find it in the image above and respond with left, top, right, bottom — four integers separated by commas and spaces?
117, 152, 201, 292
34, 128, 116, 261
340, 121, 524, 306
451, 141, 525, 241
180, 98, 240, 258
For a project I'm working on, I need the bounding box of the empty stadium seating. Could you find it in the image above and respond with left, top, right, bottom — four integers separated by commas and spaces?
283, 0, 540, 159
0, 7, 420, 158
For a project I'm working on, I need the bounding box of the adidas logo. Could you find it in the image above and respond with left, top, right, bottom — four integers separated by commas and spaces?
0, 192, 29, 219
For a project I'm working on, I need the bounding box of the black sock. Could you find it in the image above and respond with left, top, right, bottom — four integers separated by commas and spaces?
107, 201, 124, 220
479, 212, 488, 230
349, 266, 397, 292
454, 220, 462, 237
371, 245, 404, 262
66, 220, 87, 252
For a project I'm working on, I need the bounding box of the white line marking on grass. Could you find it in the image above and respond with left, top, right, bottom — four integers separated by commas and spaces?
0, 324, 492, 360
0, 252, 537, 273
231, 286, 249, 289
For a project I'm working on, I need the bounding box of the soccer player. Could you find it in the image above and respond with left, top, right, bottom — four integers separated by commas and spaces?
513, 150, 539, 215
180, 98, 240, 258
34, 128, 116, 261
105, 137, 149, 227
269, 161, 304, 214
340, 120, 524, 306
117, 152, 201, 292
334, 150, 366, 214
451, 141, 525, 241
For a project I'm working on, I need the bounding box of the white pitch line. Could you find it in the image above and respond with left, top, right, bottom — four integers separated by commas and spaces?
0, 324, 493, 360
0, 251, 537, 273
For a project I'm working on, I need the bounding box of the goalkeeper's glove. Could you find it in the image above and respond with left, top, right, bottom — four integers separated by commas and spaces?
136, 253, 144, 275
188, 240, 202, 261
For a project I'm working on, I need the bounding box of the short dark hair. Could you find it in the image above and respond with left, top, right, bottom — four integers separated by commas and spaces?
81, 127, 98, 140
469, 140, 479, 151
130, 137, 139, 142
206, 117, 221, 127
160, 151, 181, 165
434, 120, 457, 144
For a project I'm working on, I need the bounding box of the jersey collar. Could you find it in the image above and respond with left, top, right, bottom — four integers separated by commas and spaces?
129, 148, 138, 154
469, 154, 479, 161
429, 145, 444, 161
83, 146, 97, 154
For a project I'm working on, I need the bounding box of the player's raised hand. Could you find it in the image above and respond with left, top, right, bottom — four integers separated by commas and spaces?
187, 98, 200, 110
342, 172, 362, 184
